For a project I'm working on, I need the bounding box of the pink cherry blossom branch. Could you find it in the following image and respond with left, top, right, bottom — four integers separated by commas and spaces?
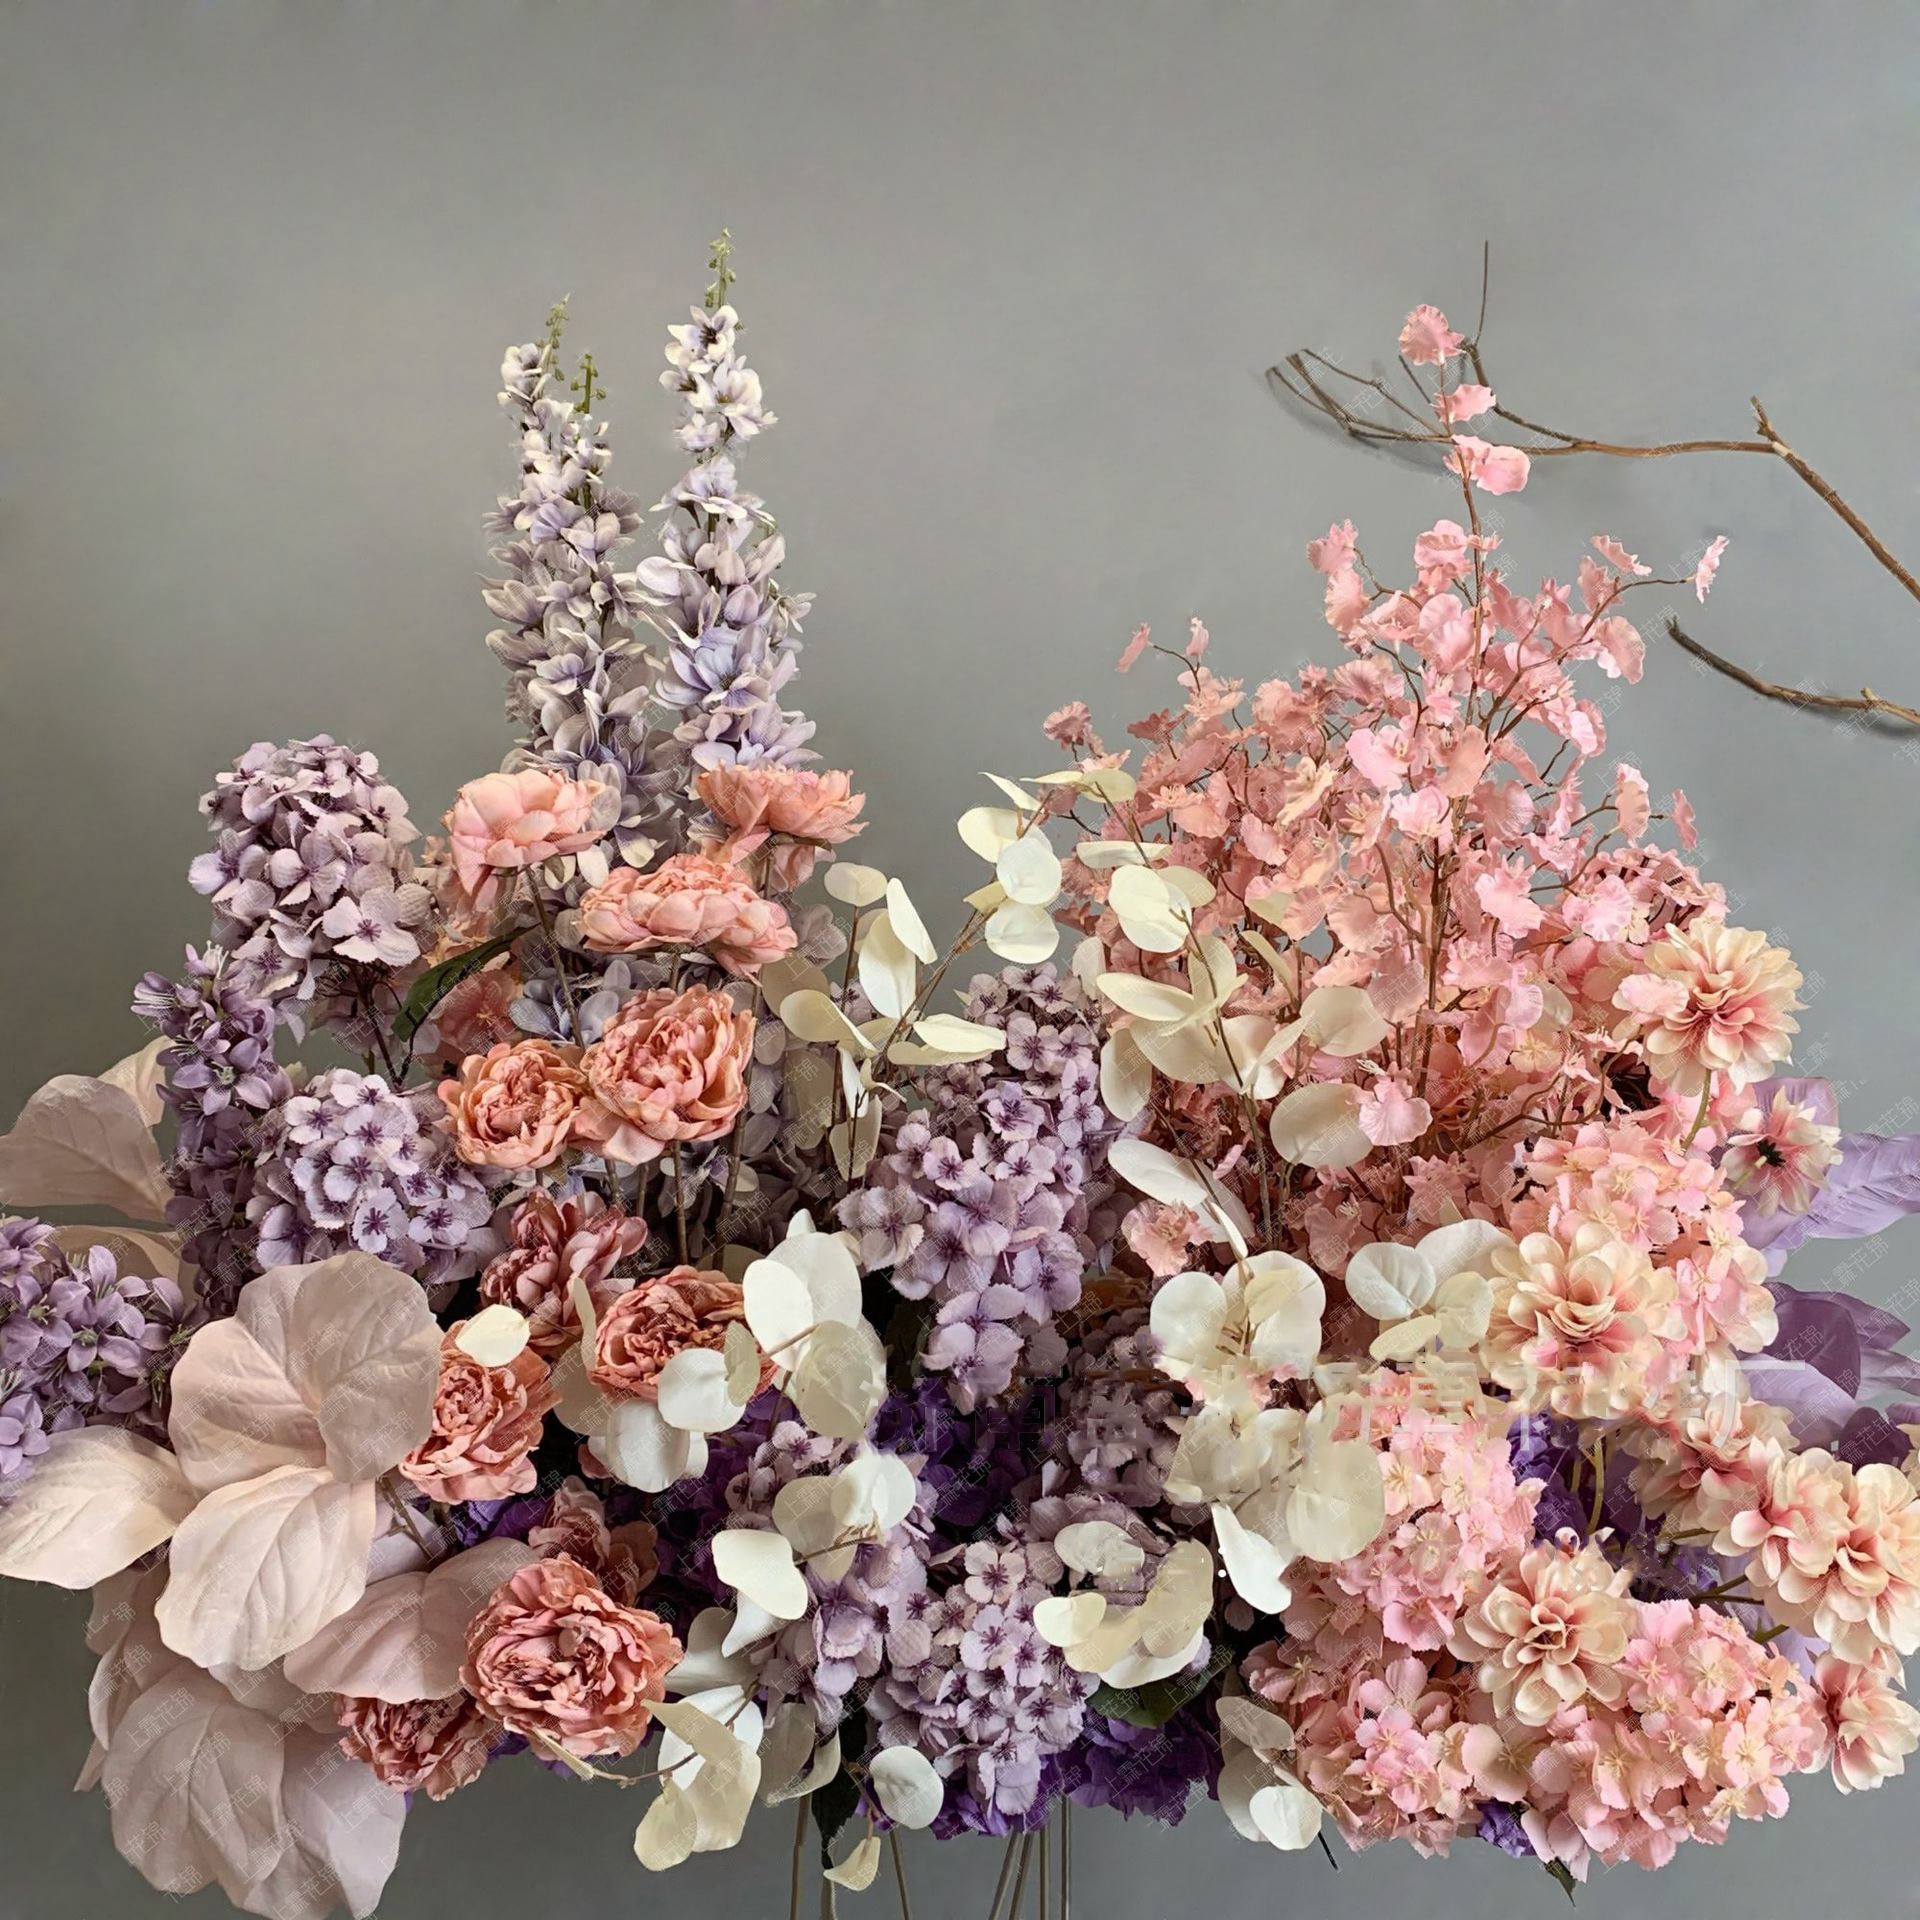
1270, 251, 1920, 726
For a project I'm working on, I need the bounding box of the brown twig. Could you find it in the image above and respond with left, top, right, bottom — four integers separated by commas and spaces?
1667, 619, 1920, 728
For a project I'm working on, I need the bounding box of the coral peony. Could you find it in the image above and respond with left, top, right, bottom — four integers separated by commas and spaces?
695, 764, 865, 887
576, 853, 797, 975
480, 1192, 647, 1357
438, 1038, 589, 1170
399, 1323, 559, 1504
337, 1692, 498, 1800
573, 985, 754, 1165
460, 1555, 682, 1759
445, 769, 615, 909
588, 1265, 772, 1402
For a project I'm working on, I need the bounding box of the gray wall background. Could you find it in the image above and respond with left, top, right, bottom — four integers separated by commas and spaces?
2, 2, 1918, 1914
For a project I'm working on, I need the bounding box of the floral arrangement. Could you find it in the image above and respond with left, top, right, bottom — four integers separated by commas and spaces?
4, 252, 1920, 1918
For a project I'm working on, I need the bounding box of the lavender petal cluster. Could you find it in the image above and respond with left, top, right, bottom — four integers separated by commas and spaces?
132, 946, 294, 1313
636, 272, 815, 777
188, 736, 426, 1011
0, 1220, 191, 1487
486, 330, 677, 865
246, 1069, 493, 1286
842, 964, 1121, 1409
870, 1526, 1093, 1829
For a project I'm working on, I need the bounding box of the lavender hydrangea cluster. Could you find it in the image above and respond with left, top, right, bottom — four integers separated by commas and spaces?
721, 1419, 931, 1731
636, 244, 815, 775
0, 1220, 190, 1485
132, 946, 293, 1312
486, 321, 671, 866
245, 1068, 493, 1285
188, 735, 427, 1009
869, 1524, 1093, 1831
842, 963, 1122, 1408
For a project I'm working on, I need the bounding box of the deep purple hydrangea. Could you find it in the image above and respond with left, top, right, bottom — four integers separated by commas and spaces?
246, 1068, 493, 1285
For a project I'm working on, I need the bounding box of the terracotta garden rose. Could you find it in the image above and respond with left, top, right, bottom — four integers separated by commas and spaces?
459, 1555, 683, 1759
479, 1191, 648, 1357
572, 984, 754, 1165
527, 1477, 658, 1603
587, 1265, 774, 1403
398, 1324, 560, 1504
575, 853, 797, 976
695, 764, 865, 888
337, 1692, 498, 1801
438, 1037, 589, 1170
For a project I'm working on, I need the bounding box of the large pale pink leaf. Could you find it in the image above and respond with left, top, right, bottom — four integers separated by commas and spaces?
168, 1252, 440, 1492
100, 1039, 168, 1126
236, 1732, 405, 1920
283, 1538, 536, 1702
102, 1667, 291, 1900
157, 1466, 376, 1670
0, 1055, 171, 1221
0, 1426, 195, 1588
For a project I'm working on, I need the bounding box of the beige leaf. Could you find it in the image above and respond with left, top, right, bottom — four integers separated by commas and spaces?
0, 1059, 171, 1221
0, 1426, 196, 1589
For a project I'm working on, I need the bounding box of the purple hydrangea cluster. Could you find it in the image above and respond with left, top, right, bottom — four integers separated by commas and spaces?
1042, 1305, 1181, 1511
245, 1068, 493, 1285
721, 1419, 931, 1731
841, 963, 1121, 1408
869, 1524, 1093, 1829
0, 1220, 190, 1487
132, 945, 293, 1312
486, 326, 673, 867
637, 257, 815, 776
189, 735, 426, 1009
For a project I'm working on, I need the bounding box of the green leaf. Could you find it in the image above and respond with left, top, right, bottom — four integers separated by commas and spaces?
1544, 1859, 1577, 1904
392, 932, 521, 1054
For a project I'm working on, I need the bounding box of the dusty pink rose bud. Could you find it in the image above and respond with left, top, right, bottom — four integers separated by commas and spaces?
398, 1324, 560, 1504
337, 1692, 498, 1801
587, 1265, 775, 1403
480, 1192, 648, 1358
695, 764, 865, 888
438, 1037, 589, 1171
576, 853, 798, 976
460, 1555, 683, 1759
527, 1477, 658, 1603
445, 769, 615, 909
572, 984, 754, 1166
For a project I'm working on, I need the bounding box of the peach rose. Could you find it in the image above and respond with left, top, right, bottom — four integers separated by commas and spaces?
696, 764, 865, 888
398, 1324, 560, 1504
438, 1038, 589, 1170
576, 853, 798, 976
460, 1555, 682, 1759
446, 769, 615, 909
337, 1692, 498, 1800
418, 959, 522, 1068
587, 1265, 774, 1402
527, 1477, 658, 1602
480, 1191, 648, 1357
572, 985, 754, 1165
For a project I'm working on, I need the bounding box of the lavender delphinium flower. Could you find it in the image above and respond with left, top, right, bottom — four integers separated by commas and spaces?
845, 963, 1121, 1408
133, 945, 294, 1311
637, 235, 816, 782
246, 1068, 493, 1286
189, 736, 427, 1013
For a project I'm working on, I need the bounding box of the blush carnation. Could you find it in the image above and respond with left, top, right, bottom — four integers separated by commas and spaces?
438, 1038, 589, 1170
576, 854, 797, 976
399, 1324, 559, 1504
460, 1555, 682, 1759
480, 1192, 648, 1357
573, 984, 754, 1165
337, 1692, 498, 1800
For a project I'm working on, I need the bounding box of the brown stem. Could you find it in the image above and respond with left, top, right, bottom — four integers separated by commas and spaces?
1666, 620, 1920, 727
